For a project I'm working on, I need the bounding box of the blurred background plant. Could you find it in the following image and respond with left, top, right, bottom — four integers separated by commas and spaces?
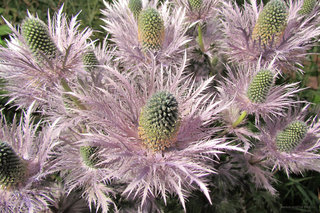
0, 0, 319, 212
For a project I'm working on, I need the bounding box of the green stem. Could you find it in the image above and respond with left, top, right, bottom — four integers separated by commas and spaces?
197, 24, 205, 52
60, 78, 87, 110
232, 111, 247, 128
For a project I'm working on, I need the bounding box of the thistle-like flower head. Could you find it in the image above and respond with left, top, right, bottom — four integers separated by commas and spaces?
128, 0, 143, 19
275, 120, 308, 152
0, 7, 92, 108
21, 17, 58, 59
219, 0, 320, 70
83, 50, 100, 72
138, 91, 180, 151
217, 60, 300, 122
138, 8, 165, 51
298, 0, 317, 15
79, 146, 101, 168
247, 69, 274, 103
252, 0, 288, 46
53, 134, 116, 213
69, 58, 243, 210
188, 0, 203, 11
175, 0, 220, 23
0, 141, 26, 189
0, 103, 60, 212
102, 0, 189, 68
257, 106, 320, 175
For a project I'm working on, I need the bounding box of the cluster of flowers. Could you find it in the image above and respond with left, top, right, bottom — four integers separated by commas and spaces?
0, 0, 319, 212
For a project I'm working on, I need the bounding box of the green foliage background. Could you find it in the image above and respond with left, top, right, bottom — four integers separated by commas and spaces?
0, 0, 319, 212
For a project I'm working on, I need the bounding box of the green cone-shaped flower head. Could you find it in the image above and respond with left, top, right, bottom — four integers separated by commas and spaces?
247, 69, 274, 103
298, 0, 316, 16
188, 0, 203, 11
252, 0, 288, 45
21, 17, 58, 59
276, 121, 308, 152
129, 0, 142, 19
83, 51, 99, 72
80, 146, 100, 168
0, 141, 26, 188
139, 91, 180, 152
138, 8, 165, 51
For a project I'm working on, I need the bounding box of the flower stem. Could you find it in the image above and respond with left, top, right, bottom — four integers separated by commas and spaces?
60, 78, 87, 110
232, 111, 247, 128
197, 24, 205, 52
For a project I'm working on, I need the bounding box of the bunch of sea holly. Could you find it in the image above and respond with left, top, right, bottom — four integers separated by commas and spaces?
0, 0, 319, 212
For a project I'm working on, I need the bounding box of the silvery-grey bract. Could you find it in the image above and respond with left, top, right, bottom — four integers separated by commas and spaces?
217, 59, 300, 122
257, 105, 320, 175
0, 7, 92, 109
101, 0, 190, 69
219, 0, 320, 71
0, 103, 60, 212
66, 57, 243, 211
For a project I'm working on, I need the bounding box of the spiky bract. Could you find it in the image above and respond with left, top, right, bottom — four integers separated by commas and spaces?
252, 0, 288, 45
21, 17, 58, 59
83, 51, 99, 72
188, 0, 203, 11
129, 0, 142, 19
80, 146, 100, 168
138, 8, 165, 51
276, 120, 308, 152
0, 141, 26, 188
139, 91, 180, 151
247, 69, 274, 103
298, 0, 316, 15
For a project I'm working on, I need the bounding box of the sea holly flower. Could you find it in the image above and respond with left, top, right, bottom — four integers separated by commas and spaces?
128, 0, 143, 19
251, 0, 288, 46
138, 91, 180, 151
0, 141, 27, 189
188, 0, 203, 11
0, 7, 92, 108
82, 50, 100, 72
0, 103, 60, 212
101, 0, 190, 68
219, 0, 320, 70
298, 0, 318, 16
174, 0, 222, 55
21, 17, 59, 60
275, 120, 308, 152
257, 106, 320, 175
217, 59, 300, 123
138, 8, 165, 51
52, 135, 116, 213
175, 0, 220, 23
69, 57, 243, 211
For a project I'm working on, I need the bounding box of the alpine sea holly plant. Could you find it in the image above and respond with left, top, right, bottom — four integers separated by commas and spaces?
0, 0, 319, 212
